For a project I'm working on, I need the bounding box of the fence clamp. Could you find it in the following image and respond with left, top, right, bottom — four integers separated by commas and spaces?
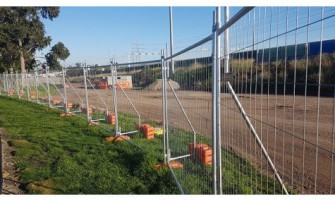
223, 73, 234, 82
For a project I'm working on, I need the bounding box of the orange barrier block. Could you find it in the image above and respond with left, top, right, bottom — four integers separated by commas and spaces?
30, 90, 36, 95
199, 147, 212, 158
9, 88, 14, 96
145, 134, 154, 140
67, 102, 73, 109
51, 98, 61, 105
198, 155, 212, 165
188, 143, 208, 154
99, 82, 108, 89
139, 124, 150, 130
189, 143, 213, 165
136, 124, 155, 140
105, 113, 115, 125
82, 107, 93, 115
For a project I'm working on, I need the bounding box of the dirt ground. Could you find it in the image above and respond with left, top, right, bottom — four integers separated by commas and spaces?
0, 128, 25, 194
48, 82, 335, 194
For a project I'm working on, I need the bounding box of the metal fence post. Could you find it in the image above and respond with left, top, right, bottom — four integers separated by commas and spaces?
164, 53, 170, 162
46, 67, 51, 107
215, 6, 222, 194
15, 72, 19, 98
26, 73, 30, 101
34, 70, 39, 104
62, 67, 68, 113
169, 7, 175, 74
111, 61, 119, 136
83, 64, 91, 122
161, 50, 168, 163
211, 9, 218, 195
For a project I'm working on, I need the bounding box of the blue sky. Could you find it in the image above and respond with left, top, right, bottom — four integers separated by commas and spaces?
37, 6, 335, 67
38, 7, 242, 67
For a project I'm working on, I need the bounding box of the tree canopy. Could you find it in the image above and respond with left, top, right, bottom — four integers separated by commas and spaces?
45, 42, 70, 70
0, 7, 62, 73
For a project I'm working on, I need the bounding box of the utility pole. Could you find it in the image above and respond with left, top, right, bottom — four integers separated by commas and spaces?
169, 7, 175, 74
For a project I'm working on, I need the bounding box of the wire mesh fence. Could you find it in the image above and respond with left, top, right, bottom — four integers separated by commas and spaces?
165, 41, 214, 194
225, 6, 335, 194
0, 6, 334, 195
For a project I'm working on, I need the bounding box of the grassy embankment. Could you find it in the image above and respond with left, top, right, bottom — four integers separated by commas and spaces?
0, 96, 288, 194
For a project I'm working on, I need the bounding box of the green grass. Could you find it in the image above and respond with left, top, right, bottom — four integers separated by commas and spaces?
0, 96, 293, 194
0, 96, 177, 194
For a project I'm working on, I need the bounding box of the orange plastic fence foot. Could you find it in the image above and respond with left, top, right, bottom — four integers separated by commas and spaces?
154, 163, 167, 171
89, 121, 99, 126
169, 161, 184, 169
154, 161, 183, 171
105, 135, 130, 142
60, 113, 74, 117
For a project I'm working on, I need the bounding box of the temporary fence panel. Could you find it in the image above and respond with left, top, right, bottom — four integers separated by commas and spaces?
0, 6, 334, 195
65, 67, 87, 118
0, 74, 5, 95
63, 67, 85, 115
114, 61, 162, 135
164, 40, 214, 194
44, 68, 66, 111
223, 7, 335, 194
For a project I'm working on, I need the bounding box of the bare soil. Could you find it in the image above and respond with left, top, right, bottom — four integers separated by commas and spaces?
0, 128, 25, 194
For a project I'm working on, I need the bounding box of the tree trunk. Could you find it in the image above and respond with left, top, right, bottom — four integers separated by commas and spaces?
18, 39, 25, 73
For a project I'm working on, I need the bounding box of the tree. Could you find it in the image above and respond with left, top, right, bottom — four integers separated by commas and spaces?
45, 42, 70, 70
0, 7, 59, 72
75, 62, 82, 68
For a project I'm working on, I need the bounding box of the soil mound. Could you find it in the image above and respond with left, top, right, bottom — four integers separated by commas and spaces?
145, 79, 180, 91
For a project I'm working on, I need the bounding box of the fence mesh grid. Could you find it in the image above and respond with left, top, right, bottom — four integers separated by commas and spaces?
224, 6, 335, 194
0, 6, 334, 195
